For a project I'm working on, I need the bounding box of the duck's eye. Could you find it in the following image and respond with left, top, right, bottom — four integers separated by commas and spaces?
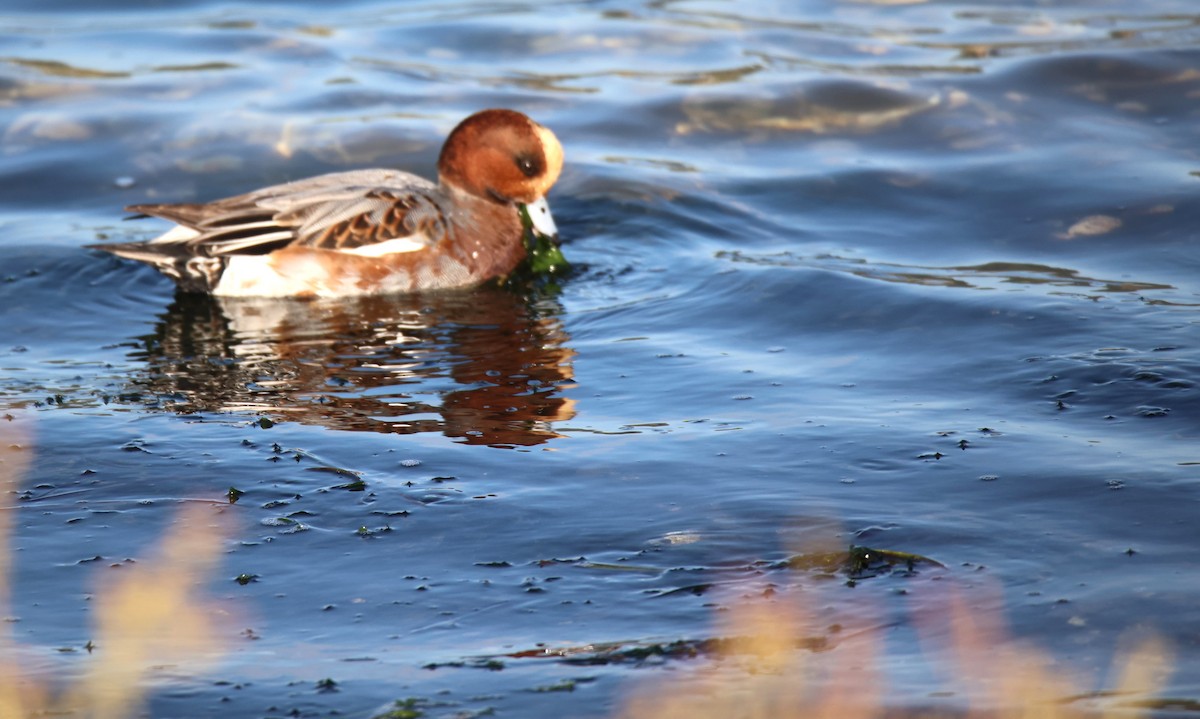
515, 155, 541, 178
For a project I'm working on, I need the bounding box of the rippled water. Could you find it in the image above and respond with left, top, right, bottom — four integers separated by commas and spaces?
3, 1, 1200, 716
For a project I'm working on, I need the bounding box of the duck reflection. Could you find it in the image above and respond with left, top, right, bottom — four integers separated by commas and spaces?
129, 287, 576, 447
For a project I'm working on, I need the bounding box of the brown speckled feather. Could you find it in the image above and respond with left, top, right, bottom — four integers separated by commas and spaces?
307, 191, 447, 251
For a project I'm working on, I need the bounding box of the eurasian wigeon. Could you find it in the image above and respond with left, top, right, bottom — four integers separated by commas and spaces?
91, 108, 563, 297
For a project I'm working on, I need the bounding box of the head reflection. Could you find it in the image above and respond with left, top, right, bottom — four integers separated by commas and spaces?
131, 287, 576, 447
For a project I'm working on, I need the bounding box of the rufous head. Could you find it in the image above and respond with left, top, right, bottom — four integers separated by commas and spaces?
437, 109, 563, 205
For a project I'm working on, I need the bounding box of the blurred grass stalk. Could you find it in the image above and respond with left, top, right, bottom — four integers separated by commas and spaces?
617, 565, 1172, 719
0, 415, 226, 718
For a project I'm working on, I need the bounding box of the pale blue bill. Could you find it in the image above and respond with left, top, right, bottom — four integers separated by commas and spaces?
523, 196, 557, 238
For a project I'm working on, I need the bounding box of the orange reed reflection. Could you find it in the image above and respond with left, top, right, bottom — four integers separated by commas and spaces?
129, 287, 576, 447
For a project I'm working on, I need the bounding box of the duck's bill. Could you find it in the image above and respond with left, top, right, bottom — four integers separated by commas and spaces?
522, 196, 558, 239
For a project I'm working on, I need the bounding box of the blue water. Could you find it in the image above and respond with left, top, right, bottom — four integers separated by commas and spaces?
2, 1, 1200, 717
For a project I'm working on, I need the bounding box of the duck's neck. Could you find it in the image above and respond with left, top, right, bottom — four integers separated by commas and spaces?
439, 185, 528, 280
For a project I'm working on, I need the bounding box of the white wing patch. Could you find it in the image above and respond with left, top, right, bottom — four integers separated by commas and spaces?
340, 236, 427, 257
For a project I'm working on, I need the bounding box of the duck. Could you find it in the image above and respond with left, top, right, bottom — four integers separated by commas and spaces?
90, 108, 563, 298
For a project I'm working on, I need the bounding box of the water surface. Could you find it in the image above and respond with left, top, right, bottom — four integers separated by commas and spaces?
2, 1, 1200, 716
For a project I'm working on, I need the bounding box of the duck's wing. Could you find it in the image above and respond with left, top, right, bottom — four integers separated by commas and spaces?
109, 169, 449, 259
